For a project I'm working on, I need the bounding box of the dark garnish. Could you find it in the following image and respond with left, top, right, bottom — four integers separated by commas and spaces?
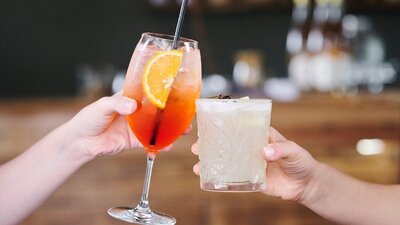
209, 94, 231, 99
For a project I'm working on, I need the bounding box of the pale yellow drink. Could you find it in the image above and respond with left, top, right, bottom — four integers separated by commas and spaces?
196, 99, 272, 192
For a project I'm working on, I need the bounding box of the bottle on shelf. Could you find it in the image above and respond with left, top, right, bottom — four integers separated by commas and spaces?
286, 0, 312, 91
326, 0, 353, 95
306, 0, 352, 94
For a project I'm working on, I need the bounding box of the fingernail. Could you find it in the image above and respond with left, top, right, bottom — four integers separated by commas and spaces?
263, 145, 275, 159
122, 99, 136, 113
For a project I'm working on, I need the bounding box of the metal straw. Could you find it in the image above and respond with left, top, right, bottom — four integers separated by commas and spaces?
172, 0, 189, 49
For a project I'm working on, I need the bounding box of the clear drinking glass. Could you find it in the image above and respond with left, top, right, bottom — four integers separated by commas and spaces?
107, 33, 201, 224
196, 98, 272, 192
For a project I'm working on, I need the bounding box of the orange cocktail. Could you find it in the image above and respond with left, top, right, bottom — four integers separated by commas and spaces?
123, 34, 201, 152
108, 33, 201, 224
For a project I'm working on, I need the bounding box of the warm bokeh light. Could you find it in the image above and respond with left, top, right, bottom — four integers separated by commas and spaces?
356, 139, 385, 156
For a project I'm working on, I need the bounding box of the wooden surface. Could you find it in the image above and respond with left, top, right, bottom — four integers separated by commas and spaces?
0, 92, 399, 225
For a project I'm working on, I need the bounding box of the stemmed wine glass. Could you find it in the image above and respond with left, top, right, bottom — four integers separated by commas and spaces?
107, 32, 201, 224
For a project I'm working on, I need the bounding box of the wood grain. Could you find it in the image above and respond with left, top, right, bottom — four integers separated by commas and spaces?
0, 92, 399, 225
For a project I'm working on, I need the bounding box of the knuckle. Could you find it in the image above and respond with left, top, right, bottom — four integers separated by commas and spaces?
286, 140, 297, 148
98, 96, 111, 105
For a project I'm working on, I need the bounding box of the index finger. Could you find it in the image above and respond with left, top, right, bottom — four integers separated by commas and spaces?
269, 127, 287, 143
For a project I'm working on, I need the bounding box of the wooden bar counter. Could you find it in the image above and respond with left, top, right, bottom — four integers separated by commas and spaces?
0, 91, 399, 225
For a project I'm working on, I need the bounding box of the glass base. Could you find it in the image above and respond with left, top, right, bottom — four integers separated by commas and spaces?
201, 182, 265, 192
107, 207, 176, 225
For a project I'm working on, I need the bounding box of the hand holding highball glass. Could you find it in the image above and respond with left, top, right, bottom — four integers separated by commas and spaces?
196, 98, 272, 192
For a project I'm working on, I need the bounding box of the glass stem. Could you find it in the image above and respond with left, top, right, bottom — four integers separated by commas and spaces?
135, 154, 155, 213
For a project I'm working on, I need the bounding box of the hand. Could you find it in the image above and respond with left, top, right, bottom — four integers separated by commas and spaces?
0, 93, 192, 225
64, 93, 192, 160
63, 93, 141, 160
260, 127, 318, 202
191, 127, 318, 203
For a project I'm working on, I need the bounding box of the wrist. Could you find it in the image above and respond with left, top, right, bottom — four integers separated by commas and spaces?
298, 161, 328, 206
55, 121, 95, 165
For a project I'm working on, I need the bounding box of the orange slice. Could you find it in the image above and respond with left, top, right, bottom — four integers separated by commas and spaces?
142, 50, 183, 109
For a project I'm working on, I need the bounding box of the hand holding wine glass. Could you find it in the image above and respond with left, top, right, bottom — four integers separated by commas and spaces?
0, 93, 184, 225
107, 32, 201, 224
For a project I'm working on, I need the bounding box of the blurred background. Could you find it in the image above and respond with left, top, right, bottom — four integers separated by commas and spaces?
0, 0, 399, 224
0, 0, 399, 97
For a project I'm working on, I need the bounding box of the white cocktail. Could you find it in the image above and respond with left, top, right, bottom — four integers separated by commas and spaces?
196, 98, 272, 192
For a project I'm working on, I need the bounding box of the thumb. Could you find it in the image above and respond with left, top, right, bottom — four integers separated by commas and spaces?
93, 95, 137, 116
262, 140, 303, 162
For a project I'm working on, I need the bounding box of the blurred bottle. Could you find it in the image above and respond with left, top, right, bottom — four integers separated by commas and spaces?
325, 0, 352, 95
306, 0, 329, 57
286, 0, 312, 91
232, 50, 265, 95
325, 0, 345, 46
343, 15, 397, 94
306, 0, 330, 92
306, 0, 352, 94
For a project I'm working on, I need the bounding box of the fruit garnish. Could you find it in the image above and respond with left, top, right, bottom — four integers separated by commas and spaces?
142, 50, 183, 109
